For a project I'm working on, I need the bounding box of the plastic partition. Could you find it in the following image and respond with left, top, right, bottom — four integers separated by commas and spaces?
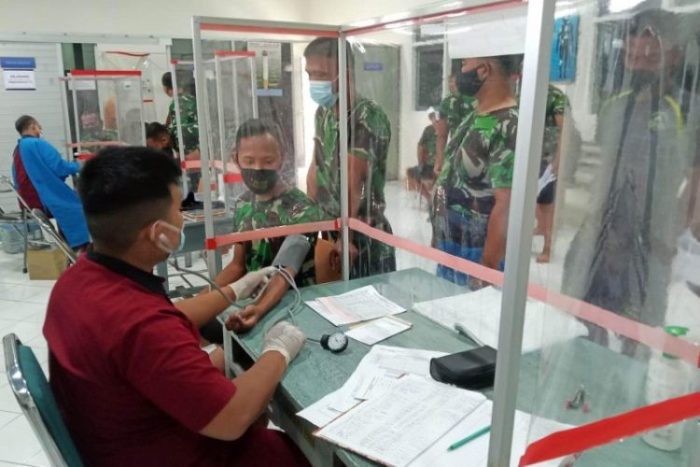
60, 70, 145, 157
518, 1, 700, 466
193, 0, 700, 465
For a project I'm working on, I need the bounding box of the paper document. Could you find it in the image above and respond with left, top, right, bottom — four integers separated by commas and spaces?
412, 400, 574, 467
297, 345, 447, 426
316, 375, 487, 467
413, 287, 587, 353
346, 316, 412, 345
310, 285, 406, 326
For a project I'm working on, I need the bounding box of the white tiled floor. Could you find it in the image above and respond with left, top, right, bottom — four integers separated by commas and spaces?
0, 247, 52, 466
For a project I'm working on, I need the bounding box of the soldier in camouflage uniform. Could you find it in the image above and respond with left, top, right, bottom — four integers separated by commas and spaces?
534, 85, 569, 263
304, 37, 396, 279
433, 56, 518, 287
162, 72, 200, 190
407, 109, 439, 205
434, 73, 477, 176
213, 119, 322, 333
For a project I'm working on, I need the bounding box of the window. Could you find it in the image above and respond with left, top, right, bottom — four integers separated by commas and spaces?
414, 44, 444, 111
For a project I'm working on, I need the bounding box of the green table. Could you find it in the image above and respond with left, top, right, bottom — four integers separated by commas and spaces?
221, 268, 693, 467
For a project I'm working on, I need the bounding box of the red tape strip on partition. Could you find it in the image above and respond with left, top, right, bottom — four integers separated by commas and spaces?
346, 218, 700, 367
205, 220, 339, 250
519, 392, 700, 466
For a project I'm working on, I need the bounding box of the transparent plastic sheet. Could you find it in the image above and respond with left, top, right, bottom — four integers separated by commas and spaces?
64, 71, 145, 156
170, 61, 200, 197
196, 25, 339, 294
521, 1, 700, 465
99, 50, 161, 122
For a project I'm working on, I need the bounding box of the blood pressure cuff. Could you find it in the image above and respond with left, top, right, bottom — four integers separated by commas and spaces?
429, 346, 497, 390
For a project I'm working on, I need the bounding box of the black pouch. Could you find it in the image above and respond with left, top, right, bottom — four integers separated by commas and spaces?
429, 346, 497, 389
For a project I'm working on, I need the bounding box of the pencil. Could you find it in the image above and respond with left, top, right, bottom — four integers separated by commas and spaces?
447, 426, 491, 452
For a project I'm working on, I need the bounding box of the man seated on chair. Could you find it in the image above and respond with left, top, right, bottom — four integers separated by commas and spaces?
11, 115, 89, 249
43, 147, 309, 467
213, 119, 322, 333
406, 108, 438, 206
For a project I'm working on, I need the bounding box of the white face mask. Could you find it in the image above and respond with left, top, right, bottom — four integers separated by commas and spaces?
151, 220, 185, 255
671, 229, 700, 286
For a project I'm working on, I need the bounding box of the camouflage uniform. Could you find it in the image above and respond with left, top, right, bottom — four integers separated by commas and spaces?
166, 94, 199, 153
438, 93, 477, 136
233, 186, 322, 287
433, 106, 519, 285
313, 97, 396, 279
419, 125, 437, 166
166, 93, 200, 190
541, 85, 568, 167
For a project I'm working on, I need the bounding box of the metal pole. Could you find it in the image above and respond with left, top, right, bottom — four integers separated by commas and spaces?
137, 76, 146, 145
70, 75, 82, 153
232, 60, 241, 128
250, 56, 259, 118
214, 56, 228, 210
171, 62, 190, 195
59, 78, 73, 161
337, 34, 350, 282
192, 17, 220, 278
112, 78, 122, 143
487, 1, 556, 466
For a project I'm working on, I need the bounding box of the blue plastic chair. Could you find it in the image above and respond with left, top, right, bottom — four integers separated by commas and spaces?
3, 333, 84, 467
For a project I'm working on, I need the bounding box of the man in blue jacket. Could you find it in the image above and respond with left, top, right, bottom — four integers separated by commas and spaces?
11, 115, 89, 249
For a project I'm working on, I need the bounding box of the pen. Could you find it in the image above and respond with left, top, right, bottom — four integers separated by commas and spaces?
447, 425, 491, 452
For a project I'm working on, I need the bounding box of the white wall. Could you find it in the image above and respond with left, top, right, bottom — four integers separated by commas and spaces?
0, 0, 309, 38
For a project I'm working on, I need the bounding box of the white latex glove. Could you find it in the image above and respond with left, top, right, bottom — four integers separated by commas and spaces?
262, 321, 306, 365
230, 266, 276, 301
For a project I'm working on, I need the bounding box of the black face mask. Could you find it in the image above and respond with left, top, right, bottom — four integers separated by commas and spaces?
241, 168, 279, 195
457, 68, 484, 97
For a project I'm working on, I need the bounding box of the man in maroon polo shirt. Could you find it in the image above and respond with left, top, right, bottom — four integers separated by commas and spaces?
43, 147, 309, 467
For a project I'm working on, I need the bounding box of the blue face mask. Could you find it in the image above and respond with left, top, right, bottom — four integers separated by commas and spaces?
309, 80, 338, 108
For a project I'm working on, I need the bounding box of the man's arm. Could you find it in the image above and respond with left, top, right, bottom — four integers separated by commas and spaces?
214, 243, 247, 287
481, 188, 511, 269
201, 322, 304, 441
551, 113, 565, 174
225, 267, 295, 332
200, 351, 287, 440
434, 119, 449, 175
175, 284, 238, 329
306, 158, 318, 201
417, 143, 428, 165
38, 141, 80, 178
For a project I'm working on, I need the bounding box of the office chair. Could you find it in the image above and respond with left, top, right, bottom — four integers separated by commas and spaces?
3, 333, 84, 467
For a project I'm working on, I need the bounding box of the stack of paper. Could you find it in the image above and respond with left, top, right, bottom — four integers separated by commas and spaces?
316, 375, 487, 467
413, 400, 574, 467
306, 285, 405, 326
346, 316, 412, 345
297, 345, 446, 427
412, 287, 588, 353
298, 344, 575, 466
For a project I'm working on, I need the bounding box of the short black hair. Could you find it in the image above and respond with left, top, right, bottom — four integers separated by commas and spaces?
488, 55, 517, 77
15, 115, 37, 134
233, 119, 283, 158
146, 122, 169, 140
79, 147, 181, 252
303, 37, 355, 68
162, 71, 173, 90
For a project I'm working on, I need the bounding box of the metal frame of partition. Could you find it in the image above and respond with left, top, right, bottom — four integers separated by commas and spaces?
60, 69, 146, 156
191, 1, 558, 465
